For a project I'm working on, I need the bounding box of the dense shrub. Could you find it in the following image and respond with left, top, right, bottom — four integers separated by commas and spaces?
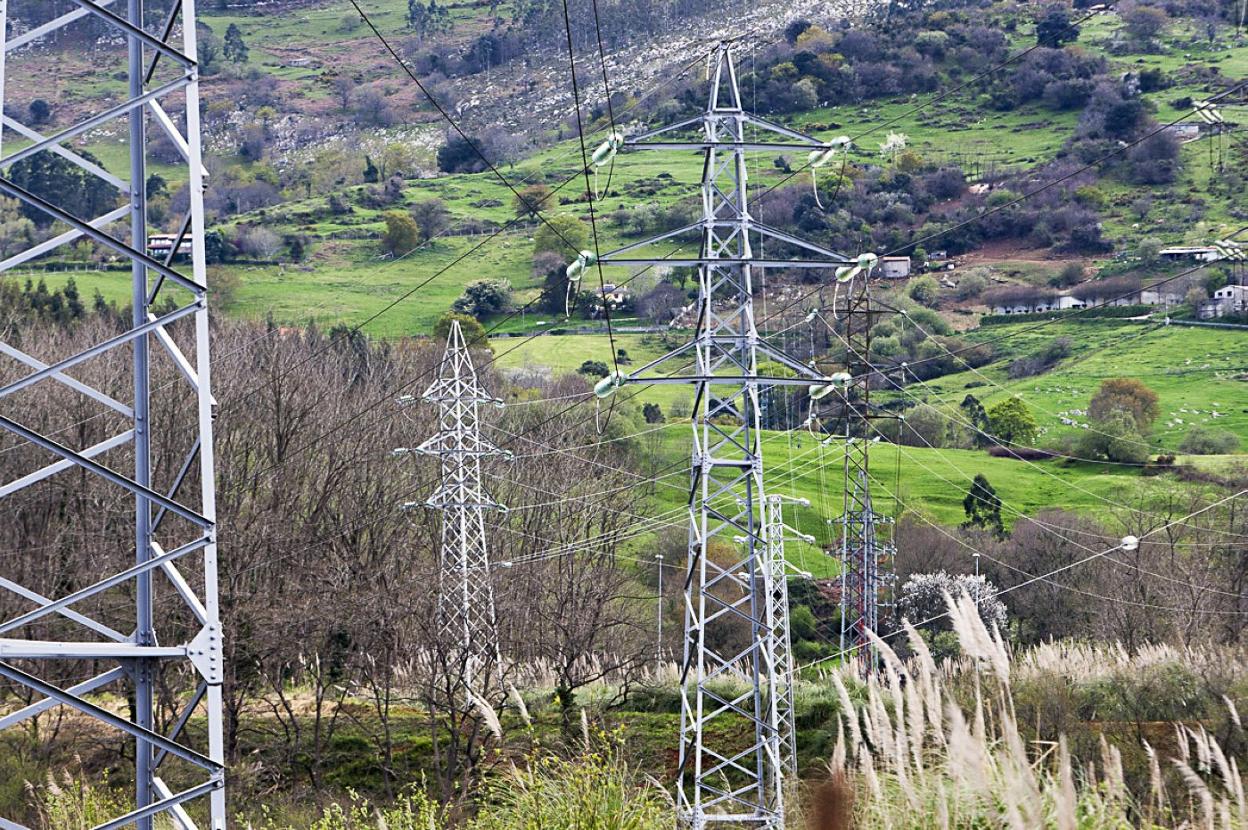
1178, 425, 1240, 455
1007, 336, 1073, 378
908, 275, 941, 307
1076, 410, 1150, 463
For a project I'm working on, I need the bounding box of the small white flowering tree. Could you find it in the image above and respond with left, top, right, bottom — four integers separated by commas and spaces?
896, 571, 1008, 633
879, 131, 908, 162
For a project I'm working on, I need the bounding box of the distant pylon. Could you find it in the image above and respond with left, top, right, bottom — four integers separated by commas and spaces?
829, 270, 897, 663
593, 40, 853, 829
398, 321, 505, 692
763, 494, 815, 783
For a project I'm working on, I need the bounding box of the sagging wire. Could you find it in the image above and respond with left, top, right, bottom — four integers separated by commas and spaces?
586, 0, 621, 201
558, 0, 621, 437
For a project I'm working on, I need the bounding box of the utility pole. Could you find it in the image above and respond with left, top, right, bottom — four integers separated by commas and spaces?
594, 40, 852, 829
398, 320, 505, 694
656, 553, 665, 662
0, 2, 225, 827
829, 271, 897, 664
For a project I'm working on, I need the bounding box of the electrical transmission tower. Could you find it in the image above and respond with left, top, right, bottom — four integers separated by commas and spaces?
399, 320, 504, 693
828, 271, 897, 661
762, 494, 815, 782
594, 40, 852, 829
0, 2, 224, 828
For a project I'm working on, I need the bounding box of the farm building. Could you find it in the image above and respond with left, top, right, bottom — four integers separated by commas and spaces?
1159, 246, 1222, 263
1198, 284, 1248, 319
879, 256, 912, 278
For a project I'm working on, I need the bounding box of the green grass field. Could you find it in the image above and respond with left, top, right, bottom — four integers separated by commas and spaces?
920, 319, 1248, 452
633, 422, 1204, 580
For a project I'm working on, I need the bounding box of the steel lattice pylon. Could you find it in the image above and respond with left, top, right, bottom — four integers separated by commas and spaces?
762, 494, 810, 782
832, 275, 896, 661
0, 1, 224, 828
404, 321, 503, 692
596, 40, 852, 829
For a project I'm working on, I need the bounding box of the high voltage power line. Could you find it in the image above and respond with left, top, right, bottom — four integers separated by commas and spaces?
5, 0, 1247, 822
0, 3, 227, 826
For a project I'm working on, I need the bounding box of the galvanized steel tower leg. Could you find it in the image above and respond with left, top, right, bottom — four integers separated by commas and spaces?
0, 1, 225, 827
763, 494, 803, 782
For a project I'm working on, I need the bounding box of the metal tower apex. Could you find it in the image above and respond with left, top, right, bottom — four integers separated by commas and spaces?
420, 320, 501, 405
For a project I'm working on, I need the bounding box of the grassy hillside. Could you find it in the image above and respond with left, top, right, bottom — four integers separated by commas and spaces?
13, 2, 1244, 346
924, 318, 1248, 452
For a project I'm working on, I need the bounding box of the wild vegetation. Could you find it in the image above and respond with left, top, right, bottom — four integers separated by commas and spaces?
3, 0, 1248, 825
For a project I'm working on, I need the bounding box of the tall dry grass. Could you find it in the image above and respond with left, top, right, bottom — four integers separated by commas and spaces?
812, 593, 1247, 830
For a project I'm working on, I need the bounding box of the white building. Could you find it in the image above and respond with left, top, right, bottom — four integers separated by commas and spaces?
989, 294, 1082, 315
597, 283, 631, 307
147, 233, 192, 259
1159, 246, 1222, 263
879, 256, 911, 279
1199, 284, 1248, 319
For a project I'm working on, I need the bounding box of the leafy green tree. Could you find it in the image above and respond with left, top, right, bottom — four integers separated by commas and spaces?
27, 99, 50, 125
577, 360, 609, 378
453, 279, 512, 317
363, 155, 380, 184
958, 393, 986, 444
223, 23, 249, 63
0, 207, 34, 258
203, 229, 230, 264
8, 151, 117, 227
533, 252, 572, 314
197, 23, 221, 75
433, 311, 488, 348
1035, 7, 1079, 47
962, 473, 1004, 535
408, 0, 452, 40
381, 211, 420, 257
146, 174, 167, 199
1077, 410, 1149, 464
987, 397, 1038, 446
407, 0, 431, 36
533, 214, 589, 259
642, 403, 663, 423
908, 275, 940, 307
63, 278, 85, 319
436, 134, 487, 173
1088, 378, 1159, 433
